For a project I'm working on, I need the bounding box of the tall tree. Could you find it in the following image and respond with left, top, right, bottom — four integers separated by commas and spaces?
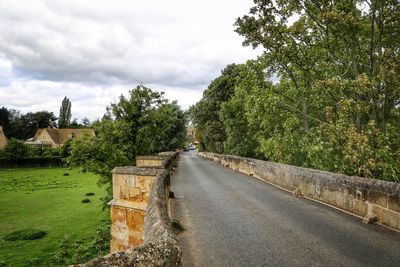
232, 0, 400, 180
67, 85, 187, 205
192, 0, 400, 181
190, 64, 243, 153
59, 97, 72, 128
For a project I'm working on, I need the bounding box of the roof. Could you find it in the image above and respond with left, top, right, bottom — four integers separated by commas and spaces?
0, 125, 8, 149
33, 128, 95, 145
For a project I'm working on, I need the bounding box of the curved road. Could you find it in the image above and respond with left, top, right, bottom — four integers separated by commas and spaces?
171, 151, 400, 267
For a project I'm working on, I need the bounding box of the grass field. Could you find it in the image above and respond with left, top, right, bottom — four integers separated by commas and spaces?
0, 167, 108, 266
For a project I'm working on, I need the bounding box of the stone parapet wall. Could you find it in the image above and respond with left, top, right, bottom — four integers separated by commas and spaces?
109, 167, 167, 251
199, 152, 400, 231
75, 151, 181, 267
136, 156, 172, 168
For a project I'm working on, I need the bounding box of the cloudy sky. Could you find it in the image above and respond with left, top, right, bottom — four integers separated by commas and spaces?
0, 0, 260, 121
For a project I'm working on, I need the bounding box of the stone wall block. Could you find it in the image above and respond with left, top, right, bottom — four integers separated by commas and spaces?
120, 187, 130, 200
129, 187, 142, 200
388, 191, 400, 213
353, 200, 368, 216
128, 234, 144, 247
111, 206, 127, 226
367, 190, 388, 208
372, 205, 383, 221
110, 239, 129, 253
335, 191, 353, 212
127, 209, 145, 232
111, 225, 129, 245
355, 186, 365, 202
136, 176, 155, 193
117, 175, 128, 187
381, 209, 400, 230
112, 185, 120, 199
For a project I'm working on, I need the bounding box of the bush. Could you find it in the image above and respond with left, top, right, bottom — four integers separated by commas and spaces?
81, 198, 90, 203
85, 192, 95, 196
51, 220, 110, 265
3, 229, 46, 241
0, 157, 62, 168
3, 139, 29, 160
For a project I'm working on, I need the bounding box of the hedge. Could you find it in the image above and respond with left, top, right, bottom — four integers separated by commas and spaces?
0, 157, 63, 168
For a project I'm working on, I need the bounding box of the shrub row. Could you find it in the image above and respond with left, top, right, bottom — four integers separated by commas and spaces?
0, 157, 63, 168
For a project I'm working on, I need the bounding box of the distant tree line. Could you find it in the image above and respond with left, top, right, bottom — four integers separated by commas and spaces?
190, 1, 400, 182
0, 97, 91, 141
0, 108, 57, 140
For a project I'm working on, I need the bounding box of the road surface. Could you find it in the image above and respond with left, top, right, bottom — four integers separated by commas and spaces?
170, 151, 400, 267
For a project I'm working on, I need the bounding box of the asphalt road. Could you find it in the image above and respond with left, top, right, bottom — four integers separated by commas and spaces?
170, 150, 400, 267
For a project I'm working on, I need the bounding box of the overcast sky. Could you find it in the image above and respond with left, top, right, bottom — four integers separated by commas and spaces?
0, 0, 260, 121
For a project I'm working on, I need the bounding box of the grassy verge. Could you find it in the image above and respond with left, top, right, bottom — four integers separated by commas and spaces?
0, 167, 108, 266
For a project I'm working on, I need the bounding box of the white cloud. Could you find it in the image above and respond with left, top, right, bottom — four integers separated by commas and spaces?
0, 0, 261, 120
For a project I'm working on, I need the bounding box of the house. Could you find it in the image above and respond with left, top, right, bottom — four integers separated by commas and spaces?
0, 125, 8, 150
25, 127, 95, 148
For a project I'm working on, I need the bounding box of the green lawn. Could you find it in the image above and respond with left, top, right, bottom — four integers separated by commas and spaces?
0, 168, 109, 266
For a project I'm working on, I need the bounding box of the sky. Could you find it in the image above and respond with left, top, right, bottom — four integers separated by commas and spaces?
0, 0, 261, 121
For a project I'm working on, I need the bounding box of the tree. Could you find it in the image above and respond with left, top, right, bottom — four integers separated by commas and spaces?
191, 0, 400, 181
59, 97, 72, 128
149, 101, 186, 152
231, 0, 400, 179
8, 111, 57, 140
0, 107, 11, 136
190, 64, 243, 153
3, 139, 29, 160
219, 61, 265, 158
67, 85, 187, 205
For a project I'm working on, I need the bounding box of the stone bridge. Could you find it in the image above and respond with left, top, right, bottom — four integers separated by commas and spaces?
77, 150, 400, 266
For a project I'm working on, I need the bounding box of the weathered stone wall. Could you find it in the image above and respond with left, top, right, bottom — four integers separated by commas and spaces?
109, 167, 167, 251
199, 152, 400, 231
136, 156, 172, 168
75, 152, 181, 267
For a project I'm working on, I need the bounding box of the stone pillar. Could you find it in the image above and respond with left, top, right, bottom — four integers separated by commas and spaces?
109, 166, 165, 252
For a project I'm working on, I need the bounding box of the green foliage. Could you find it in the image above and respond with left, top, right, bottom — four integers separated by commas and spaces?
190, 64, 243, 153
27, 257, 41, 266
60, 138, 73, 158
0, 108, 57, 140
3, 139, 29, 160
59, 96, 72, 128
3, 229, 46, 241
67, 85, 186, 206
191, 1, 400, 182
50, 219, 110, 265
29, 146, 61, 158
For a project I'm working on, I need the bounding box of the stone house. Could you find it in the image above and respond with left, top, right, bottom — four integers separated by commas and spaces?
0, 125, 8, 150
25, 127, 95, 148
